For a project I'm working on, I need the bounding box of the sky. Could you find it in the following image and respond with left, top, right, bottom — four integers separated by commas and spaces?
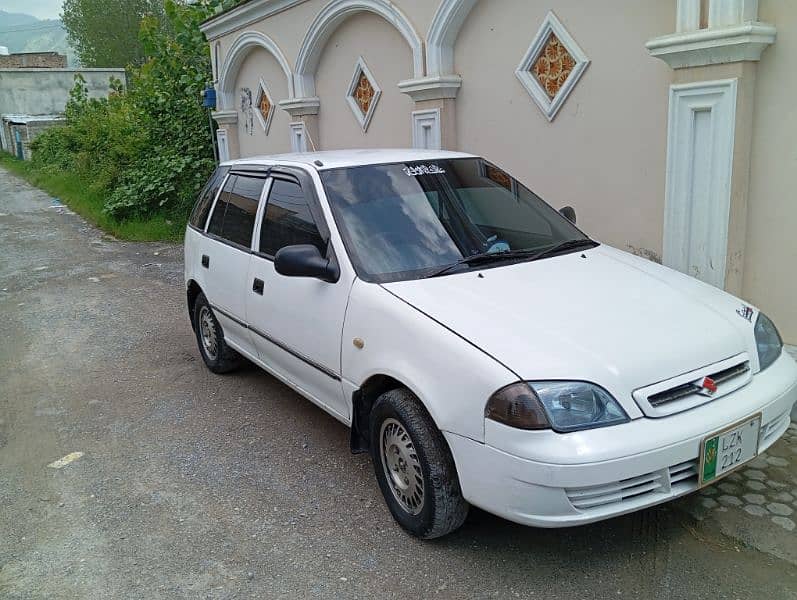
0, 0, 63, 20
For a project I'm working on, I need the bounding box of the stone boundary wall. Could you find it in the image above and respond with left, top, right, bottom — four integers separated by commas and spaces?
0, 53, 67, 69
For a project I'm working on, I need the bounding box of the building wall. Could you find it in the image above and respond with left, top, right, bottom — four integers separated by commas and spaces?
454, 0, 675, 258
0, 69, 126, 116
744, 0, 797, 341
0, 52, 67, 69
233, 47, 292, 157
315, 11, 414, 149
204, 0, 796, 342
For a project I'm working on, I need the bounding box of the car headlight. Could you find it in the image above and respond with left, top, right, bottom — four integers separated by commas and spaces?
755, 312, 783, 371
485, 381, 629, 433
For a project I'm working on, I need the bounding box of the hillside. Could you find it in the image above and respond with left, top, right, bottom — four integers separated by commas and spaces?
0, 11, 76, 65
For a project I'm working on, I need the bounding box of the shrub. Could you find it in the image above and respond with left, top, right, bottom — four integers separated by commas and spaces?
30, 0, 238, 225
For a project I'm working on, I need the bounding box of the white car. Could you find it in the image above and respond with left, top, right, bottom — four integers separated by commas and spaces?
184, 149, 797, 539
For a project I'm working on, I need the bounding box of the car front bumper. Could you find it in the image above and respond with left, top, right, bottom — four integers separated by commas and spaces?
445, 352, 797, 528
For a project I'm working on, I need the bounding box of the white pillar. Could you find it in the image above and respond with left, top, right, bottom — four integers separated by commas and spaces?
676, 0, 701, 32
709, 0, 759, 28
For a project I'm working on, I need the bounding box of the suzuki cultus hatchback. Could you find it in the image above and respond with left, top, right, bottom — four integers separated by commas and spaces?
185, 150, 797, 538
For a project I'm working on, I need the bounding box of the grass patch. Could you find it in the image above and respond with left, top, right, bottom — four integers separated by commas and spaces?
0, 152, 185, 242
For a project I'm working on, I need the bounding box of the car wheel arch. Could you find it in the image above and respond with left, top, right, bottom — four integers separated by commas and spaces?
350, 373, 444, 455
187, 280, 203, 330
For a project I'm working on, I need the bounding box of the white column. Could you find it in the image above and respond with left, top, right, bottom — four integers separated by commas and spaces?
289, 122, 308, 153
411, 109, 442, 150
663, 80, 738, 288
676, 0, 701, 32
709, 0, 759, 28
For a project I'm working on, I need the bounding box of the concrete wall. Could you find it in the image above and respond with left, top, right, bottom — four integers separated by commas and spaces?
0, 69, 126, 116
454, 0, 675, 259
744, 0, 797, 341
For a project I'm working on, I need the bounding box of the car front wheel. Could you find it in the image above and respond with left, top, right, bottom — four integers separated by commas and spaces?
369, 388, 469, 539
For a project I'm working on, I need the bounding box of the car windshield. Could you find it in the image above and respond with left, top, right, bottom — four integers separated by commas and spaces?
321, 158, 591, 283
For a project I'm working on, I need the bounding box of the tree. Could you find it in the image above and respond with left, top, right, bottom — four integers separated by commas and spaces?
33, 0, 241, 224
61, 0, 165, 67
103, 0, 239, 219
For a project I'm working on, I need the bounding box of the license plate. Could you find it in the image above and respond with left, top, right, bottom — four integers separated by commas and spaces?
699, 414, 762, 486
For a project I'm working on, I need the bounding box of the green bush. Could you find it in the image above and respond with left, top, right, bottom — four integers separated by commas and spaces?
29, 0, 237, 226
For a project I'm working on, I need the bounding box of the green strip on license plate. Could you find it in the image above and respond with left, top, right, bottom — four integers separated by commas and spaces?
702, 436, 719, 482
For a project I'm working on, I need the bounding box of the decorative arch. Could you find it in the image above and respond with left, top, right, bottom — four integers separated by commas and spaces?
294, 0, 424, 98
218, 30, 294, 110
426, 0, 478, 77
213, 41, 221, 83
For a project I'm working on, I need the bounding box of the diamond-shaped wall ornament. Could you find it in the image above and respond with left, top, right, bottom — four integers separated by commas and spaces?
346, 57, 382, 132
255, 78, 275, 135
516, 11, 590, 122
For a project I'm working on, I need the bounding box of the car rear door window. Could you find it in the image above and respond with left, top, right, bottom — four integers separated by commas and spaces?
207, 174, 266, 249
189, 166, 229, 230
259, 178, 325, 257
207, 174, 235, 237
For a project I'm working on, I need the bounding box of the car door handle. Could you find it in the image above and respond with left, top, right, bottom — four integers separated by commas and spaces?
252, 278, 264, 295
201, 254, 210, 268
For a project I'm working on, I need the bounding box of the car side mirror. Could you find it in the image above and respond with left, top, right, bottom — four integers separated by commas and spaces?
274, 244, 339, 283
559, 206, 577, 224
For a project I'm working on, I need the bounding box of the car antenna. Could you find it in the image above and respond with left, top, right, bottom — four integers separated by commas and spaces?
304, 122, 318, 152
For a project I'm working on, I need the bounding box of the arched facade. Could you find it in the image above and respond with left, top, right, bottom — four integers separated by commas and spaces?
217, 30, 294, 111
426, 0, 478, 77
200, 0, 797, 341
293, 0, 424, 99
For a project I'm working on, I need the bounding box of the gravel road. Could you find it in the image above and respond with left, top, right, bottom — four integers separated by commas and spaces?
1, 166, 796, 599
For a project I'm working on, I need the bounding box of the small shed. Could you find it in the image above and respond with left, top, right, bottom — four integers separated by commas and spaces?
0, 114, 64, 160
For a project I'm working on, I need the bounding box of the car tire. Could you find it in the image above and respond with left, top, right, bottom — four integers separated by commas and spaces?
369, 388, 469, 539
193, 293, 242, 374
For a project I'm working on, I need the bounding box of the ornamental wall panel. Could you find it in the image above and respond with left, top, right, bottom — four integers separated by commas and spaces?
515, 11, 590, 122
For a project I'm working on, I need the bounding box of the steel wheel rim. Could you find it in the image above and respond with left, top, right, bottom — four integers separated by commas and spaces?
198, 306, 219, 361
379, 418, 425, 515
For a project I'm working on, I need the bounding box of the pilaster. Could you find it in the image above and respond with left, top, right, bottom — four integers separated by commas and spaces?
212, 110, 240, 160
648, 0, 775, 294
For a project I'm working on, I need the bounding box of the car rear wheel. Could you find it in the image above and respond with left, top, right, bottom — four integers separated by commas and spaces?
369, 388, 469, 539
193, 293, 242, 374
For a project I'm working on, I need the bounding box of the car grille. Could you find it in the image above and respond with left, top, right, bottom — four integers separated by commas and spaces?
565, 411, 789, 514
648, 361, 750, 407
633, 353, 752, 417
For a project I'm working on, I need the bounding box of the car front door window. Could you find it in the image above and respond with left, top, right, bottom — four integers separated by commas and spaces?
259, 178, 326, 257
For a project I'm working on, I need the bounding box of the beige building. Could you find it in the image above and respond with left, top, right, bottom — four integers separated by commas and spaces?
201, 0, 797, 342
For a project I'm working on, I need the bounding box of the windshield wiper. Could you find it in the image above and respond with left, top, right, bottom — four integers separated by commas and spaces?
526, 238, 599, 262
427, 239, 598, 278
427, 249, 540, 278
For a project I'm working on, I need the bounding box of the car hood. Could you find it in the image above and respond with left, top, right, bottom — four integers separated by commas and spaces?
382, 245, 756, 416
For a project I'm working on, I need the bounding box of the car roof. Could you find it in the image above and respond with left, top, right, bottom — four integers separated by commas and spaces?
220, 148, 477, 171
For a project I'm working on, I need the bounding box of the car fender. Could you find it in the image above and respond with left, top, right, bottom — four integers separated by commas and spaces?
341, 278, 518, 442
